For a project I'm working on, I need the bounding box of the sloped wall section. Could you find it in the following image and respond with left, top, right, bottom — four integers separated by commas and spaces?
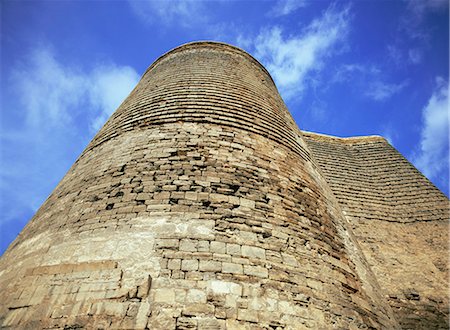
0, 42, 398, 329
303, 131, 449, 329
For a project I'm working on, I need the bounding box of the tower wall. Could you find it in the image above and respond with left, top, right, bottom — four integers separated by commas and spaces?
0, 43, 398, 329
303, 132, 449, 329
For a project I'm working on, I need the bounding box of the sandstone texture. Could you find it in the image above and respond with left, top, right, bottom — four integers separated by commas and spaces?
0, 42, 445, 329
303, 132, 449, 329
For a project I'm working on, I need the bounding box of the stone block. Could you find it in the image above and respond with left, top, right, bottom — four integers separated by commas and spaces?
162, 185, 177, 191
210, 241, 226, 254
223, 262, 243, 274
180, 239, 197, 252
199, 260, 222, 272
243, 265, 268, 278
171, 270, 185, 279
185, 271, 203, 281
215, 307, 227, 319
171, 191, 185, 199
197, 240, 210, 252
175, 288, 187, 303
182, 303, 215, 316
278, 301, 296, 315
209, 280, 242, 296
176, 317, 197, 329
226, 243, 241, 256
168, 259, 181, 270
281, 252, 299, 266
228, 196, 240, 205
148, 308, 177, 329
231, 257, 250, 265
213, 253, 232, 262
101, 301, 127, 316
210, 193, 229, 203
154, 288, 176, 304
198, 318, 226, 329
137, 275, 152, 299
239, 198, 255, 208
241, 245, 266, 259
187, 289, 207, 303
238, 230, 258, 242
156, 239, 179, 249
185, 192, 198, 201
181, 259, 199, 271
154, 192, 171, 200
237, 308, 258, 323
147, 204, 170, 211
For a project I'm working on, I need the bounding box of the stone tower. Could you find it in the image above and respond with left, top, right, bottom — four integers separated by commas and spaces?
1, 41, 438, 329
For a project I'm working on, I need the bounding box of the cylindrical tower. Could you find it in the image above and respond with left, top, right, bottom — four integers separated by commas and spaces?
0, 42, 398, 329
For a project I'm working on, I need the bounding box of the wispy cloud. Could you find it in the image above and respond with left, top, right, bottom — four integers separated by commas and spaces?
128, 0, 208, 27
413, 77, 449, 187
406, 0, 449, 19
408, 48, 423, 64
333, 63, 408, 102
88, 66, 140, 132
250, 5, 350, 100
365, 80, 408, 101
1, 46, 139, 227
386, 0, 446, 71
399, 0, 448, 42
380, 124, 399, 147
387, 44, 423, 66
387, 44, 403, 66
332, 63, 380, 83
10, 48, 85, 128
269, 0, 308, 17
11, 47, 140, 132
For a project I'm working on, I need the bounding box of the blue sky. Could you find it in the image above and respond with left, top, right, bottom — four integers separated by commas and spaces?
1, 0, 448, 255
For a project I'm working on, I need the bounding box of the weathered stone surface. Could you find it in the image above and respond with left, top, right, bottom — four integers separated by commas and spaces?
1, 41, 443, 329
303, 132, 450, 329
199, 260, 222, 272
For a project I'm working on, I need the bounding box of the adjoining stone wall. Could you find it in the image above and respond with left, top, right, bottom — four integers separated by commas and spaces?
0, 42, 398, 329
303, 131, 449, 329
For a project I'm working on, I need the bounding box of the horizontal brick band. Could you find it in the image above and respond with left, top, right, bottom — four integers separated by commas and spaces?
87, 42, 312, 163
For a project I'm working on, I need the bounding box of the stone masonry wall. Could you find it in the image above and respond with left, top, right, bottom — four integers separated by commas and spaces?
303, 131, 449, 329
0, 43, 398, 329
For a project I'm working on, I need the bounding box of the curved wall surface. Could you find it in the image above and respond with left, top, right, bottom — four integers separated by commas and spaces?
0, 42, 398, 329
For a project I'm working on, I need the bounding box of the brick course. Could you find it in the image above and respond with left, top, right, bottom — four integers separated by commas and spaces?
303, 131, 449, 329
0, 42, 441, 329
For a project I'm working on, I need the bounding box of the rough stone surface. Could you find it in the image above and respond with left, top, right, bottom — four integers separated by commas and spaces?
0, 42, 445, 329
303, 131, 449, 329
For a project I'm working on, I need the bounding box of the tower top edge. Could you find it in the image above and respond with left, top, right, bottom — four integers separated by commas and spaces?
143, 41, 276, 85
302, 130, 389, 144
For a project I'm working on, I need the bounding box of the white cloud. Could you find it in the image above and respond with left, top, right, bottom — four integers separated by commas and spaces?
11, 48, 85, 128
380, 125, 399, 147
252, 5, 350, 100
365, 80, 408, 101
11, 47, 140, 132
2, 46, 140, 227
387, 44, 402, 65
332, 63, 380, 84
128, 0, 207, 27
408, 48, 422, 64
88, 66, 140, 131
413, 78, 449, 184
269, 0, 308, 17
407, 0, 448, 17
400, 0, 448, 41
387, 44, 423, 67
332, 62, 408, 102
